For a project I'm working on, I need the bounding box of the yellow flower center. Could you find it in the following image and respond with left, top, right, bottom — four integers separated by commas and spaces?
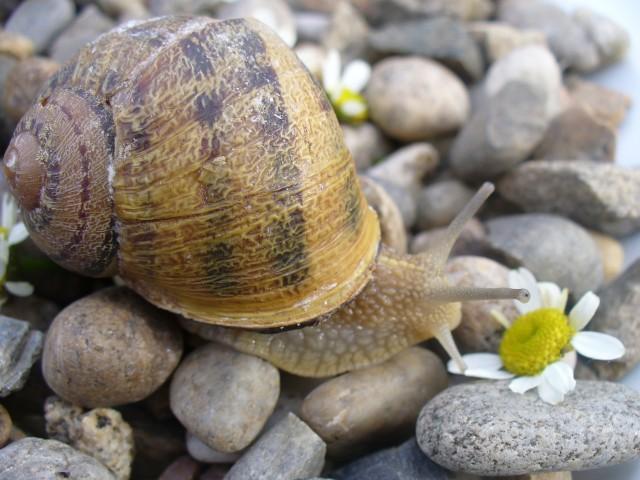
0, 227, 8, 239
331, 88, 368, 123
499, 308, 574, 376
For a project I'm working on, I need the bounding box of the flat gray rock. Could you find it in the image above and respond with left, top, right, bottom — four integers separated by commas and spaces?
0, 437, 116, 480
417, 381, 640, 476
577, 260, 640, 381
224, 413, 326, 480
0, 314, 43, 397
485, 213, 603, 298
369, 17, 484, 81
4, 0, 74, 53
498, 161, 640, 236
50, 6, 115, 63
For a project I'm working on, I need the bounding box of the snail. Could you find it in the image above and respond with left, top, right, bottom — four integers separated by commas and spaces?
1, 16, 528, 377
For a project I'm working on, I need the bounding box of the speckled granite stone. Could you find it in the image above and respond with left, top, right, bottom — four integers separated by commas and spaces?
417, 381, 640, 476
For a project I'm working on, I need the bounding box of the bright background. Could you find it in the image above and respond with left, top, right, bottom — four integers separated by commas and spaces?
551, 1, 639, 478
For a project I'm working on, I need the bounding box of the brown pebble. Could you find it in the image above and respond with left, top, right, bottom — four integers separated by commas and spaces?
589, 230, 624, 282
0, 30, 34, 59
0, 404, 11, 447
157, 455, 201, 480
360, 176, 407, 253
42, 286, 183, 408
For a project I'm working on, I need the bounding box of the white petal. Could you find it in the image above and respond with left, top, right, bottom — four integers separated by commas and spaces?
568, 292, 600, 331
322, 49, 341, 95
537, 282, 562, 309
571, 331, 625, 360
447, 353, 502, 374
1, 193, 17, 231
8, 222, 28, 246
465, 368, 515, 380
560, 350, 577, 369
508, 268, 541, 313
542, 361, 576, 393
341, 60, 371, 93
509, 375, 542, 394
341, 100, 366, 117
537, 379, 565, 405
5, 281, 34, 297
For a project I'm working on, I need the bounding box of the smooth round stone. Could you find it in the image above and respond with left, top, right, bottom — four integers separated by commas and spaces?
484, 213, 603, 298
589, 230, 624, 283
445, 256, 519, 353
416, 179, 474, 230
4, 0, 74, 53
366, 56, 469, 142
360, 176, 407, 253
468, 22, 546, 64
342, 122, 392, 171
411, 217, 487, 258
301, 347, 447, 457
49, 6, 115, 63
42, 287, 183, 407
417, 381, 640, 476
170, 343, 279, 453
0, 437, 116, 479
186, 432, 241, 464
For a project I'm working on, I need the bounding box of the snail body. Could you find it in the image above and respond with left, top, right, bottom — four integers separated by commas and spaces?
2, 17, 525, 376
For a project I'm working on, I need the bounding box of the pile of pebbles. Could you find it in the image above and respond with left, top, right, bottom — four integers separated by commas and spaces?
0, 0, 638, 479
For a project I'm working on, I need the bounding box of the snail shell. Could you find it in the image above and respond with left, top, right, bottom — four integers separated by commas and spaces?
3, 16, 380, 328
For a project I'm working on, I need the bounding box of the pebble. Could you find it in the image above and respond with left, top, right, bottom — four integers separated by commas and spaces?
42, 286, 183, 407
294, 11, 330, 43
342, 122, 392, 171
365, 57, 469, 142
157, 455, 201, 480
333, 437, 447, 480
169, 343, 279, 452
352, 0, 493, 25
374, 180, 417, 228
410, 217, 487, 257
295, 42, 326, 80
186, 432, 241, 463
0, 437, 116, 479
416, 179, 474, 230
497, 0, 599, 72
1, 56, 59, 125
484, 213, 603, 298
96, 0, 148, 22
217, 0, 297, 47
369, 17, 484, 81
4, 0, 74, 53
577, 260, 640, 380
199, 465, 229, 480
468, 22, 547, 64
449, 81, 547, 181
533, 106, 616, 162
589, 230, 624, 283
50, 6, 115, 63
445, 256, 519, 353
367, 143, 439, 195
483, 45, 563, 121
301, 348, 447, 457
45, 396, 134, 480
0, 314, 43, 397
498, 161, 640, 236
566, 76, 631, 129
0, 404, 11, 447
497, 473, 572, 480
0, 31, 34, 59
322, 0, 369, 62
0, 294, 59, 333
417, 381, 640, 476
360, 176, 407, 253
224, 413, 326, 480
573, 7, 630, 70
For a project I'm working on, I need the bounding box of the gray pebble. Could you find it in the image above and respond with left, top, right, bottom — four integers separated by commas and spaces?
367, 143, 439, 195
301, 348, 447, 458
4, 0, 74, 53
342, 122, 392, 171
410, 217, 487, 257
450, 81, 547, 181
224, 413, 326, 480
0, 437, 116, 479
417, 381, 640, 475
533, 107, 616, 162
468, 22, 547, 64
577, 260, 640, 380
295, 11, 330, 44
217, 0, 296, 47
169, 343, 279, 453
50, 6, 115, 63
351, 0, 493, 26
185, 432, 241, 464
322, 0, 369, 62
498, 161, 640, 236
497, 0, 599, 71
485, 213, 603, 298
369, 17, 484, 81
360, 176, 407, 253
366, 57, 469, 142
333, 438, 448, 480
0, 315, 43, 397
573, 7, 630, 70
416, 179, 474, 230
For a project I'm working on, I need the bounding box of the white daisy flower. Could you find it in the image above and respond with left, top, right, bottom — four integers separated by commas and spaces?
0, 193, 33, 305
447, 267, 624, 405
322, 49, 370, 124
